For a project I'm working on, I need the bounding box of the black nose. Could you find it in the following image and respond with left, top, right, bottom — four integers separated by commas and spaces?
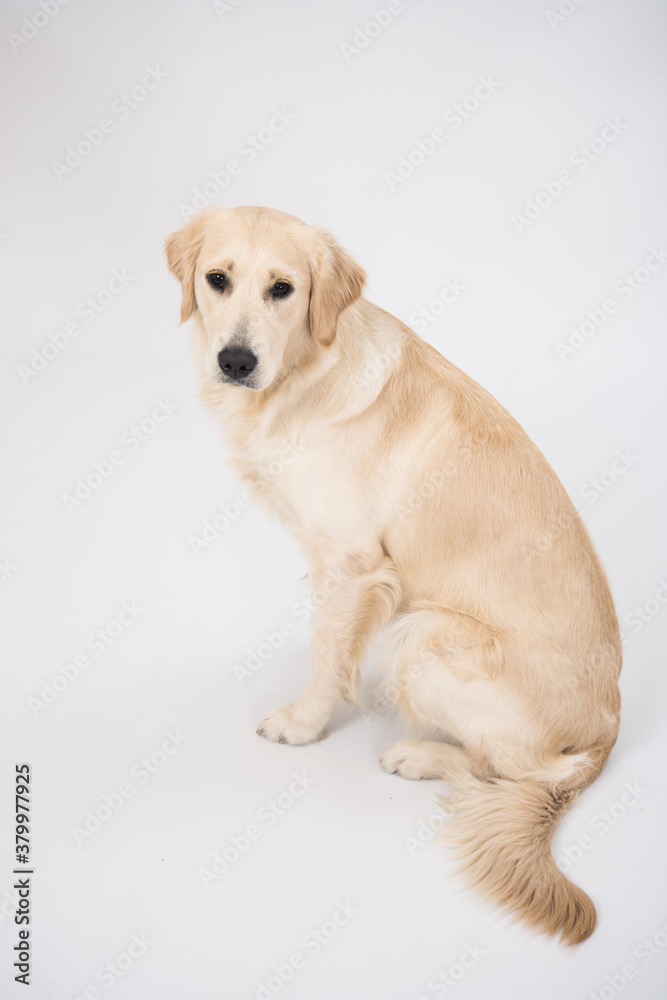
217, 348, 257, 381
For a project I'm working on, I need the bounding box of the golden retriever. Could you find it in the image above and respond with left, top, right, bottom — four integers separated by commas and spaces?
165, 205, 622, 944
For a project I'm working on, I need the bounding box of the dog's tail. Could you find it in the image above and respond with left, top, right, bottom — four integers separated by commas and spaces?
442, 774, 596, 944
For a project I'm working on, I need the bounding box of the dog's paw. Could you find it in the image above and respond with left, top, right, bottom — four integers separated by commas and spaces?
256, 704, 325, 746
380, 740, 433, 780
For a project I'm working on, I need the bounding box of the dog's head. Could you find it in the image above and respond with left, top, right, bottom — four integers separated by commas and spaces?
165, 206, 366, 391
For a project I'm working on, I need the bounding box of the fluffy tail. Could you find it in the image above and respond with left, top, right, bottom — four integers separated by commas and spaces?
442, 777, 596, 944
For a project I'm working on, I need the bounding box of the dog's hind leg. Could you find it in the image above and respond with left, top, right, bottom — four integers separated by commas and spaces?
379, 605, 617, 944
380, 739, 485, 782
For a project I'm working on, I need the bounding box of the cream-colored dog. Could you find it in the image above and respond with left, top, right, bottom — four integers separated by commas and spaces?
166, 205, 621, 944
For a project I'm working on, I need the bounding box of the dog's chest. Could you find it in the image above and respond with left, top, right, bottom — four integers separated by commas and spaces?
230, 426, 365, 542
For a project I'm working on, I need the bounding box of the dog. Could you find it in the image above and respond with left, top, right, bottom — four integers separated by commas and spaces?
165, 205, 622, 944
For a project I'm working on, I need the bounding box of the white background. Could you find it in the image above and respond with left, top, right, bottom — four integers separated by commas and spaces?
1, 0, 666, 998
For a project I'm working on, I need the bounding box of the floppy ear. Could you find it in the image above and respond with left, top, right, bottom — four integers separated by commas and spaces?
164, 209, 217, 323
308, 227, 366, 347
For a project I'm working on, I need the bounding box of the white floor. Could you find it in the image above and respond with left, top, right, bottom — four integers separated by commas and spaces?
2, 1, 667, 997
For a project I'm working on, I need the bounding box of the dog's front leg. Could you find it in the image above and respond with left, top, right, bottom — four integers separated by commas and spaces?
257, 554, 401, 745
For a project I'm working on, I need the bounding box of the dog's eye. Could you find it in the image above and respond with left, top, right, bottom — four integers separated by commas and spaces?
207, 272, 227, 291
271, 281, 292, 299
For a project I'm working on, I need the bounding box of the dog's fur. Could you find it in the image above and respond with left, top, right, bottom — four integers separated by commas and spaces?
165, 205, 622, 944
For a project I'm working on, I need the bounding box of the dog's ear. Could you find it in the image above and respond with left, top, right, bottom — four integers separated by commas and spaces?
308, 227, 366, 347
164, 209, 217, 323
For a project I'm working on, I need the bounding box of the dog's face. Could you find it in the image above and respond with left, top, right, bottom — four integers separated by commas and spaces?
165, 206, 366, 392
